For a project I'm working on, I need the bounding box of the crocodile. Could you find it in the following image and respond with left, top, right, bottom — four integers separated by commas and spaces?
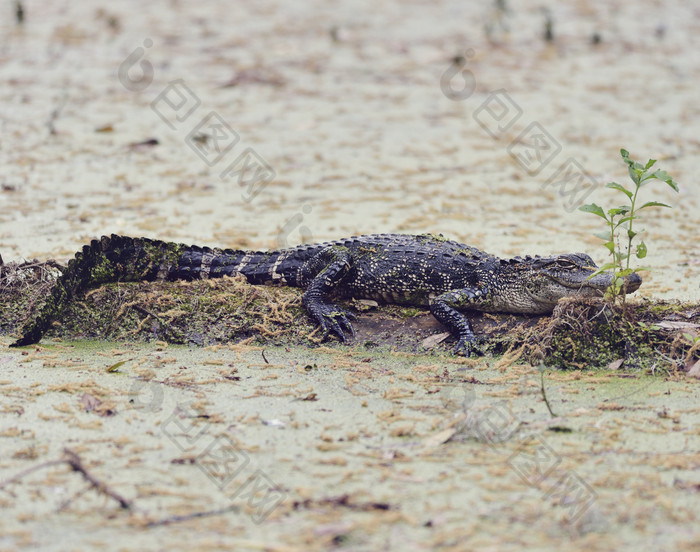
9, 233, 642, 354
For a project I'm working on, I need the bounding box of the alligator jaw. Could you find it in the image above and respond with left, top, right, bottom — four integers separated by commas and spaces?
582, 270, 642, 295
519, 258, 644, 314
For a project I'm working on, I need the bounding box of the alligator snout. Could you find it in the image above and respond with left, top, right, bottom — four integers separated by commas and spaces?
587, 270, 642, 296
624, 271, 642, 293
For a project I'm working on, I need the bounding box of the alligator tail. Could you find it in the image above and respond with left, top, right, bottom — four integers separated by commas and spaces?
174, 245, 300, 285
10, 235, 189, 347
10, 235, 308, 347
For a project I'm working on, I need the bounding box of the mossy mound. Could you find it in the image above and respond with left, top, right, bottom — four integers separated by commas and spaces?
59, 277, 313, 346
0, 260, 63, 335
2, 260, 699, 371
523, 297, 700, 371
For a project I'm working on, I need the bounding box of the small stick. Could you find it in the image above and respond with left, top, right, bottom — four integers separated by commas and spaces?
0, 459, 65, 490
62, 448, 132, 509
146, 503, 240, 527
540, 368, 557, 418
0, 449, 131, 510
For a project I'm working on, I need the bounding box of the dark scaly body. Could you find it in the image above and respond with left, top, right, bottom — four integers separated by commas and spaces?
10, 233, 642, 354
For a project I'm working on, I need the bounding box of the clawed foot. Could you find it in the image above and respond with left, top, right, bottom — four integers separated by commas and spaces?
310, 303, 356, 343
9, 326, 42, 348
452, 334, 482, 357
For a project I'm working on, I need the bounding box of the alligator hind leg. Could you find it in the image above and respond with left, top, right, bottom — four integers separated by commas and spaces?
300, 246, 356, 342
429, 287, 490, 356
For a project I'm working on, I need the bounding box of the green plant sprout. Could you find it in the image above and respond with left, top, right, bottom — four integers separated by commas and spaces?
579, 149, 679, 302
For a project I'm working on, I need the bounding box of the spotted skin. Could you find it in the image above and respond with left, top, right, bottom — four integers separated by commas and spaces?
10, 233, 642, 355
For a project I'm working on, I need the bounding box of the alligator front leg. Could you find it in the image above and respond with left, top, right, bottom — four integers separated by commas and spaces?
429, 287, 490, 356
301, 247, 356, 343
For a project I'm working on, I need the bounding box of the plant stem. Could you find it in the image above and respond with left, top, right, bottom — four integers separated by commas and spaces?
540, 369, 556, 418
609, 216, 621, 303
626, 180, 641, 271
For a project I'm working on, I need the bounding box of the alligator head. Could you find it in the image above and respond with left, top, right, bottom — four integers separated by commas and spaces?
492, 253, 642, 314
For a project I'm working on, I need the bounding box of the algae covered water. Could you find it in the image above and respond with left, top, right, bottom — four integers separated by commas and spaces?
1, 0, 700, 549
1, 339, 699, 550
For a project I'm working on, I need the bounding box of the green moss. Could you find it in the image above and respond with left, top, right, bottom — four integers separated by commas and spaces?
90, 256, 118, 283
455, 248, 476, 256
537, 302, 674, 370
417, 233, 448, 244
647, 301, 687, 315
357, 246, 378, 256
134, 240, 187, 279
399, 307, 423, 318
141, 240, 186, 265
48, 278, 311, 346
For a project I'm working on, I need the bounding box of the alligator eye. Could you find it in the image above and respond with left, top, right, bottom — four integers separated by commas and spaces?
552, 261, 577, 270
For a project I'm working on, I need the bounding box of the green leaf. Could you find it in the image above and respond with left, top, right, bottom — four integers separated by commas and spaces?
579, 203, 607, 219
683, 333, 695, 342
640, 169, 677, 190
627, 229, 637, 240
106, 360, 128, 373
644, 158, 657, 170
593, 231, 611, 241
620, 148, 631, 165
587, 263, 617, 280
650, 169, 679, 191
604, 241, 615, 254
638, 201, 671, 209
617, 268, 635, 277
618, 215, 639, 225
628, 166, 642, 184
608, 206, 630, 217
605, 181, 633, 198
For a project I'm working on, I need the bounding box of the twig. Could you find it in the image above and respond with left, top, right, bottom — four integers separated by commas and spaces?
62, 448, 132, 509
0, 459, 66, 490
539, 368, 557, 418
0, 448, 131, 510
145, 503, 240, 527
